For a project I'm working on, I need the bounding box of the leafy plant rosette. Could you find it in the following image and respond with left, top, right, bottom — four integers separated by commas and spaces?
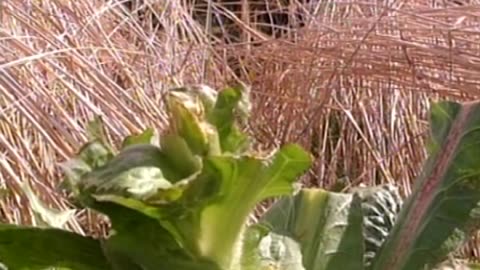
1, 85, 480, 270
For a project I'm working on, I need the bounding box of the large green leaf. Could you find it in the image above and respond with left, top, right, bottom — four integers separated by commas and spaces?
91, 203, 220, 270
185, 144, 312, 268
352, 184, 404, 267
75, 143, 311, 269
371, 100, 480, 270
0, 225, 110, 270
79, 143, 199, 197
255, 188, 364, 270
121, 128, 158, 148
52, 85, 312, 270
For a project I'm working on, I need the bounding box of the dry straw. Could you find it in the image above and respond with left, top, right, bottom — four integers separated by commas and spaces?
0, 0, 479, 261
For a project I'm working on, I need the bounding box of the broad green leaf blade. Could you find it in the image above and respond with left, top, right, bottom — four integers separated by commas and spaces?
121, 128, 157, 148
0, 225, 110, 270
80, 144, 197, 197
82, 141, 311, 269
66, 144, 310, 269
179, 144, 312, 268
257, 189, 364, 270
258, 144, 313, 200
104, 220, 221, 270
58, 85, 313, 270
371, 101, 480, 270
429, 101, 461, 148
169, 85, 218, 115
90, 202, 220, 270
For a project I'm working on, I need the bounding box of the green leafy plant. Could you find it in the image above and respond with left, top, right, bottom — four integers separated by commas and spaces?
1, 85, 480, 270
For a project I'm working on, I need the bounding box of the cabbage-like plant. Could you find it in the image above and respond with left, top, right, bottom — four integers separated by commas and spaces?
1, 85, 480, 270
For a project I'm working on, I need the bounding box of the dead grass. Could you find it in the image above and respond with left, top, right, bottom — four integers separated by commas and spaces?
1, 0, 480, 261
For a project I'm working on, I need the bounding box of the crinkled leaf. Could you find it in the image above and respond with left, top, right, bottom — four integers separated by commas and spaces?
59, 158, 92, 195
208, 86, 250, 153
96, 166, 171, 200
86, 116, 108, 143
257, 188, 364, 270
74, 143, 201, 233
352, 184, 403, 268
80, 144, 194, 195
58, 141, 112, 196
170, 85, 218, 117
0, 225, 110, 270
167, 90, 212, 155
191, 85, 218, 114
77, 141, 113, 169
20, 181, 76, 229
256, 232, 305, 270
241, 225, 305, 270
371, 101, 480, 270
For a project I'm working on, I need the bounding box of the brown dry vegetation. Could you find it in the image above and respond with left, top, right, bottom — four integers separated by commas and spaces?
1, 0, 480, 262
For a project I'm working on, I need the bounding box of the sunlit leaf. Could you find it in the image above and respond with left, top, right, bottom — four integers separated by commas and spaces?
257, 189, 364, 270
